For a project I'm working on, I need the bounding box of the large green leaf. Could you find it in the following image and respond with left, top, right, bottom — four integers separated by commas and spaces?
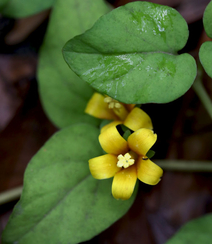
38, 0, 112, 128
199, 41, 212, 78
199, 1, 212, 78
2, 124, 136, 244
0, 0, 55, 18
166, 213, 212, 243
63, 1, 196, 104
203, 0, 212, 38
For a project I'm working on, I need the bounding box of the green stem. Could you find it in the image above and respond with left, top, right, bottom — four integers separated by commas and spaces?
0, 186, 22, 205
156, 160, 212, 172
0, 161, 211, 204
192, 67, 212, 120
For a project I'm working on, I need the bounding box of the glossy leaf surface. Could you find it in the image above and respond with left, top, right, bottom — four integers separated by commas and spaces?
166, 213, 212, 244
63, 1, 196, 104
38, 0, 111, 128
0, 0, 54, 18
2, 124, 136, 244
199, 41, 212, 78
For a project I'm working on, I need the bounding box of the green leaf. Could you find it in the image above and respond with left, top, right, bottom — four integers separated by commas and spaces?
63, 1, 197, 104
2, 124, 136, 244
38, 0, 112, 128
118, 124, 133, 141
203, 0, 212, 38
166, 213, 212, 244
0, 0, 55, 18
122, 129, 131, 141
146, 149, 155, 159
199, 1, 212, 78
199, 41, 212, 78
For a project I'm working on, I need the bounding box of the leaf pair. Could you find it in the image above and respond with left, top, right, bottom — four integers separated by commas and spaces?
2, 1, 136, 244
1, 1, 202, 244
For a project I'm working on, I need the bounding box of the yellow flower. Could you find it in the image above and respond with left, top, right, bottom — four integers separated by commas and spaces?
85, 92, 134, 121
89, 125, 163, 200
85, 92, 153, 131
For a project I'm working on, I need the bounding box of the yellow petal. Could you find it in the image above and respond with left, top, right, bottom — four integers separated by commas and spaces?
112, 165, 137, 200
101, 121, 122, 134
89, 154, 121, 179
85, 93, 118, 120
113, 104, 129, 121
137, 157, 163, 185
128, 128, 157, 156
124, 107, 153, 131
99, 125, 129, 155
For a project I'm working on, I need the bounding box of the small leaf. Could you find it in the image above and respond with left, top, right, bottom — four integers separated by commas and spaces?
146, 149, 155, 159
120, 124, 134, 141
63, 1, 197, 104
116, 124, 134, 141
38, 0, 112, 128
0, 0, 55, 18
203, 0, 212, 38
122, 129, 131, 141
2, 124, 136, 244
199, 41, 212, 78
166, 213, 212, 244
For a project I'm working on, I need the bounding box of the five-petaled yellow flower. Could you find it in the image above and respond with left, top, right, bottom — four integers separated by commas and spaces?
89, 125, 163, 200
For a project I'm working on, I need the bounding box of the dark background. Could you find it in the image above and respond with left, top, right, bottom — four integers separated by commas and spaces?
1, 0, 212, 243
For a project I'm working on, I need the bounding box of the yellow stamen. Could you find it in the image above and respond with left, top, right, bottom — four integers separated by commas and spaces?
117, 153, 135, 168
104, 97, 113, 104
114, 103, 122, 109
104, 96, 121, 109
109, 102, 115, 109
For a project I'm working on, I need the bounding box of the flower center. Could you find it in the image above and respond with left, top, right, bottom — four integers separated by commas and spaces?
117, 152, 135, 168
104, 97, 121, 109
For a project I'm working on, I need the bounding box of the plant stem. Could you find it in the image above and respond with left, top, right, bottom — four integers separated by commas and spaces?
0, 160, 211, 205
156, 160, 212, 172
192, 66, 212, 120
0, 186, 22, 205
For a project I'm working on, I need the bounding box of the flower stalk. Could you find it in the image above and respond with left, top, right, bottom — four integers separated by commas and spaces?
192, 64, 212, 120
156, 160, 212, 172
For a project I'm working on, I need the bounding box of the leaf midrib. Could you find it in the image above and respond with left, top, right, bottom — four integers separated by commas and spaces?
66, 50, 177, 56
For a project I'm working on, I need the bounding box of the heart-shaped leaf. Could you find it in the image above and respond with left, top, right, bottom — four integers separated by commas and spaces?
0, 0, 55, 18
199, 41, 212, 78
38, 0, 112, 128
2, 123, 137, 244
63, 1, 197, 104
203, 0, 212, 38
166, 213, 212, 244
